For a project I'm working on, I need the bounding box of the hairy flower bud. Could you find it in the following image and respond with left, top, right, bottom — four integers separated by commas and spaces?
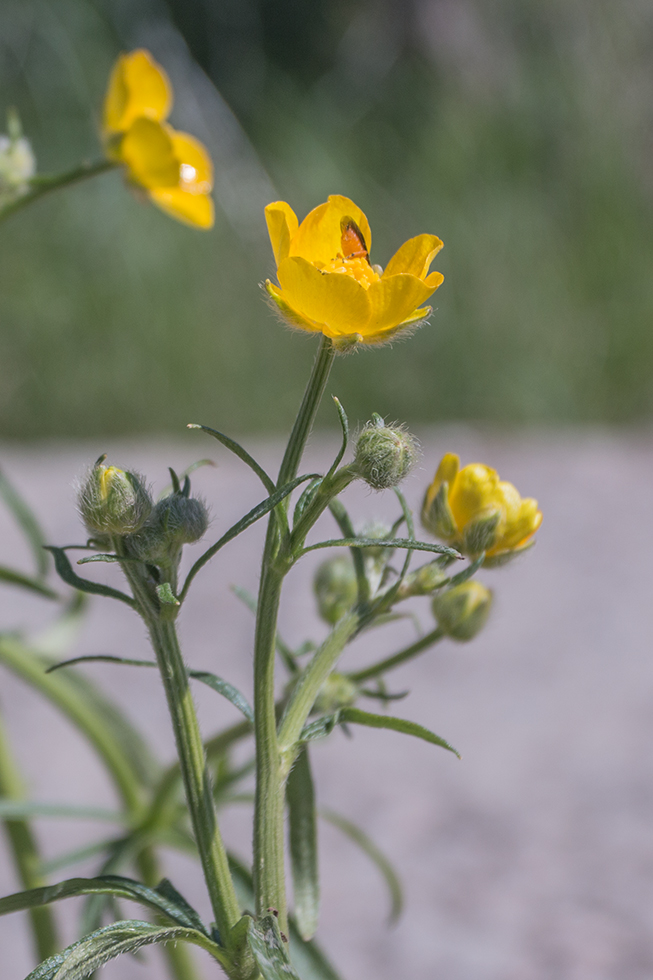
314, 555, 358, 625
431, 581, 493, 641
79, 456, 152, 537
353, 415, 418, 490
129, 493, 209, 565
314, 672, 358, 714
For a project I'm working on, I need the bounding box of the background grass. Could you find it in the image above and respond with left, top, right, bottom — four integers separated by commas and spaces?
1, 0, 652, 439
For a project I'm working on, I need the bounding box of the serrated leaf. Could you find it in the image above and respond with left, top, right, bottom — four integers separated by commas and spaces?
0, 875, 208, 933
0, 565, 58, 599
338, 708, 460, 757
23, 919, 229, 979
320, 808, 402, 923
287, 747, 319, 940
45, 547, 135, 608
248, 914, 301, 980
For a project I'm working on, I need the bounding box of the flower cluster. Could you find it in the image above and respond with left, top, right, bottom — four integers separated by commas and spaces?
103, 49, 214, 228
264, 195, 443, 345
422, 453, 542, 565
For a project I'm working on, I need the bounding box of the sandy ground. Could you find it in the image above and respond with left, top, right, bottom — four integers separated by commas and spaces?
0, 429, 652, 980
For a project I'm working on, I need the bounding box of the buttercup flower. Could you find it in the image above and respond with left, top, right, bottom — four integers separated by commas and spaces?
103, 49, 214, 229
264, 195, 443, 345
422, 453, 542, 565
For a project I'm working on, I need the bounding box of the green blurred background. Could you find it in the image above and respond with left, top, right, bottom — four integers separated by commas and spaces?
1, 0, 652, 439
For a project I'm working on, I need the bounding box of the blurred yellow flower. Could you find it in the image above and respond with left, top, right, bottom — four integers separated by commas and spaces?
103, 49, 214, 229
422, 453, 542, 565
264, 195, 443, 345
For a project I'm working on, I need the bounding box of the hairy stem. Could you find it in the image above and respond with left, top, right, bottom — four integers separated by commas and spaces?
349, 627, 444, 683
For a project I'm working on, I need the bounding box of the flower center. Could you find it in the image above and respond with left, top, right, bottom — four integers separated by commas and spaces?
323, 255, 380, 288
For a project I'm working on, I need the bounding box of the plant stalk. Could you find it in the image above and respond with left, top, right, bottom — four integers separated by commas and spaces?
0, 159, 116, 225
252, 335, 335, 934
349, 627, 444, 683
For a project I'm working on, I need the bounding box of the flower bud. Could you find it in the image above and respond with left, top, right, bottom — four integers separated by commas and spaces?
79, 456, 152, 537
314, 555, 358, 624
353, 415, 418, 490
0, 110, 35, 203
431, 581, 492, 641
129, 493, 209, 565
314, 672, 358, 714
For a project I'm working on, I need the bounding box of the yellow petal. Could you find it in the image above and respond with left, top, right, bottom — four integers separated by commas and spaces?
497, 498, 542, 551
424, 453, 460, 512
119, 118, 179, 188
103, 49, 172, 136
383, 234, 443, 280
148, 186, 214, 229
170, 130, 213, 192
265, 280, 323, 332
364, 274, 436, 337
276, 256, 371, 337
265, 202, 299, 267
289, 196, 372, 267
449, 463, 502, 530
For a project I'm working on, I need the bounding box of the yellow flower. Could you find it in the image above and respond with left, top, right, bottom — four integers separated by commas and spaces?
264, 195, 443, 345
102, 49, 214, 229
422, 453, 542, 565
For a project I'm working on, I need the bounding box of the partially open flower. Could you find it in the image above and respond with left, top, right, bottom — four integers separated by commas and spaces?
103, 49, 214, 229
264, 195, 443, 345
422, 454, 542, 565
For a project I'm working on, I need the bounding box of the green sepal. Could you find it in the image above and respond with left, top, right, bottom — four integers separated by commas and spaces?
463, 511, 500, 556
482, 539, 536, 568
421, 480, 456, 539
0, 565, 58, 599
248, 914, 301, 980
45, 546, 136, 608
287, 747, 319, 940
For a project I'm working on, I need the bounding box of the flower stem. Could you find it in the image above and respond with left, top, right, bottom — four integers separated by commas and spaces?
252, 335, 335, 935
348, 626, 444, 683
0, 710, 59, 962
0, 159, 116, 225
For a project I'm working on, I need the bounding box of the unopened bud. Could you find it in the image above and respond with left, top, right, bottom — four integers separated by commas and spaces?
314, 555, 358, 624
79, 456, 152, 537
314, 672, 358, 714
130, 493, 209, 565
431, 581, 492, 641
354, 415, 418, 490
0, 111, 35, 202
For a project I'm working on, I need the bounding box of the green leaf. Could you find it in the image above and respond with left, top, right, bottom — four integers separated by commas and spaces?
320, 808, 402, 923
156, 582, 180, 606
0, 875, 208, 934
23, 919, 229, 979
338, 708, 460, 758
76, 554, 139, 565
325, 396, 349, 479
298, 713, 341, 744
45, 547, 136, 608
0, 800, 123, 822
328, 499, 369, 604
157, 458, 216, 500
188, 671, 254, 724
45, 655, 254, 724
0, 466, 48, 577
447, 553, 485, 587
287, 747, 319, 940
0, 565, 58, 599
188, 423, 275, 494
302, 537, 461, 559
179, 474, 316, 601
39, 839, 121, 877
248, 914, 301, 980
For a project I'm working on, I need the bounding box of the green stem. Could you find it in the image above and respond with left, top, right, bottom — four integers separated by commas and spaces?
0, 710, 59, 961
143, 611, 241, 948
252, 335, 335, 935
277, 611, 360, 768
348, 627, 444, 683
0, 159, 116, 225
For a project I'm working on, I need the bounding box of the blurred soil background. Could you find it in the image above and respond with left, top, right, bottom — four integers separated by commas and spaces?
2, 1, 653, 978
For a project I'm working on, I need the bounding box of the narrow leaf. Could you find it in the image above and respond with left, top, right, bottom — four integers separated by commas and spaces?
320, 808, 403, 923
24, 919, 229, 979
338, 707, 460, 757
39, 839, 120, 877
45, 547, 136, 608
0, 565, 58, 599
157, 459, 215, 500
76, 554, 140, 565
0, 875, 207, 933
287, 747, 319, 940
0, 466, 48, 576
325, 397, 349, 479
189, 671, 254, 723
0, 800, 123, 822
447, 553, 485, 587
248, 914, 301, 980
179, 474, 316, 600
302, 537, 461, 559
46, 655, 156, 674
188, 423, 275, 494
